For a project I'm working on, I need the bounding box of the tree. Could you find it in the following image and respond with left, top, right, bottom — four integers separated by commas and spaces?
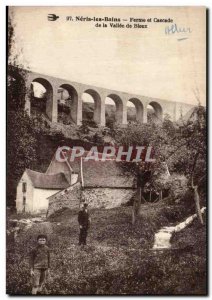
109, 105, 206, 224
109, 121, 173, 223
7, 12, 38, 206
167, 105, 206, 223
191, 153, 204, 224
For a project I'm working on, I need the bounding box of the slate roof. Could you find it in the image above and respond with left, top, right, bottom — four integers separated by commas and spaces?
46, 149, 115, 175
26, 169, 70, 189
46, 148, 136, 189
82, 159, 136, 188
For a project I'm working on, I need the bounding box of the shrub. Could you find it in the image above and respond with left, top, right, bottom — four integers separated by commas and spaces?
166, 174, 188, 203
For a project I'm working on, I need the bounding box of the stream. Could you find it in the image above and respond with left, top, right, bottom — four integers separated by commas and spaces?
153, 207, 206, 250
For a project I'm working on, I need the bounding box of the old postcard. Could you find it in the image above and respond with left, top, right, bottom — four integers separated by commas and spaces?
7, 6, 207, 295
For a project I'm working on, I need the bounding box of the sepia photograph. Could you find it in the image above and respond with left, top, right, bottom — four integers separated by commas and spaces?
6, 6, 207, 295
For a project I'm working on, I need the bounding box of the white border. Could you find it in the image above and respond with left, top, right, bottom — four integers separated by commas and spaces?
1, 1, 210, 299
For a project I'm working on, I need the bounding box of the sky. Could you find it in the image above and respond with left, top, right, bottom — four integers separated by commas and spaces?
10, 6, 206, 106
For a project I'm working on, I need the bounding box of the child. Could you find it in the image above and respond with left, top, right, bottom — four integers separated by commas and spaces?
30, 234, 50, 295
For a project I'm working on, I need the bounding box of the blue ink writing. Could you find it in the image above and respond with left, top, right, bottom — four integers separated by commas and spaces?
165, 23, 192, 35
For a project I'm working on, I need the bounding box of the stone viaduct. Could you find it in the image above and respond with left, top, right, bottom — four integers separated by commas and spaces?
10, 67, 195, 126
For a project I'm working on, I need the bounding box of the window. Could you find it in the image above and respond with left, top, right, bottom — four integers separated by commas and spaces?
22, 182, 27, 193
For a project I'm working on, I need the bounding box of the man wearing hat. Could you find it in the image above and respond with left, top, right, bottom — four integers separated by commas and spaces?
78, 203, 90, 246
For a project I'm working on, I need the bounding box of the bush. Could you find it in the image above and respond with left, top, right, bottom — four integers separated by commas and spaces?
6, 205, 206, 295
166, 174, 188, 203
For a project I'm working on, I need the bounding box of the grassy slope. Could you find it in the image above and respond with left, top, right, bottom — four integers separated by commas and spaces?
6, 204, 206, 295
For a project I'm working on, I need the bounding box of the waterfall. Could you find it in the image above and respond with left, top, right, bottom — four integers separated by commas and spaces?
153, 207, 206, 250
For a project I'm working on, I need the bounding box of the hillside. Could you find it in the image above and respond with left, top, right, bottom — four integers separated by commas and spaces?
57, 102, 137, 125
7, 203, 206, 295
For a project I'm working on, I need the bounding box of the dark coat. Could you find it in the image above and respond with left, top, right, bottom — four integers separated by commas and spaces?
78, 210, 90, 228
30, 245, 50, 269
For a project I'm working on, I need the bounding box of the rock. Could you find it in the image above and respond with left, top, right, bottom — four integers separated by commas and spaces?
31, 217, 44, 223
18, 219, 32, 224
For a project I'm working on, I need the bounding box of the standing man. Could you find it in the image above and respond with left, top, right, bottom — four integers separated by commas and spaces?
78, 203, 90, 246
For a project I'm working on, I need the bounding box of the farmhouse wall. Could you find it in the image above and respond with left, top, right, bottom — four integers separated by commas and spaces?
82, 188, 136, 209
47, 182, 81, 217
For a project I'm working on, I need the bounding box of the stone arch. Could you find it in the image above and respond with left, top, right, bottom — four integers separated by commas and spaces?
106, 94, 123, 124
127, 98, 144, 123
148, 101, 163, 122
31, 77, 53, 120
58, 84, 78, 124
82, 89, 102, 124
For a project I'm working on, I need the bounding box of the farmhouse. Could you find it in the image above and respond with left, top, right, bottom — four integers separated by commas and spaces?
47, 158, 136, 216
16, 169, 70, 214
16, 148, 136, 215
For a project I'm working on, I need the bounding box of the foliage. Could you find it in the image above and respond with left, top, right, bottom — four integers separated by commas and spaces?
105, 117, 116, 129
6, 205, 206, 295
81, 120, 98, 129
7, 110, 37, 205
7, 15, 60, 206
109, 106, 206, 199
7, 14, 38, 206
167, 105, 206, 181
166, 174, 188, 203
58, 103, 71, 115
7, 7, 206, 211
